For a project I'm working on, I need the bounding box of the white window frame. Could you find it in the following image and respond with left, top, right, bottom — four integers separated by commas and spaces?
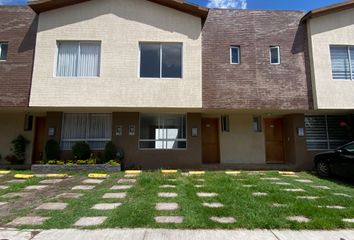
330, 45, 354, 81
230, 46, 240, 64
55, 41, 101, 78
0, 42, 8, 61
270, 46, 280, 65
138, 113, 187, 150
139, 42, 183, 79
60, 113, 112, 150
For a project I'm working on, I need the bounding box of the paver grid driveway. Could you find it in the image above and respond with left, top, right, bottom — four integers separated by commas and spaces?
0, 171, 353, 230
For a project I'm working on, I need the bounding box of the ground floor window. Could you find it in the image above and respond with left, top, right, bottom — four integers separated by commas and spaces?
305, 115, 352, 150
61, 113, 112, 150
139, 113, 186, 149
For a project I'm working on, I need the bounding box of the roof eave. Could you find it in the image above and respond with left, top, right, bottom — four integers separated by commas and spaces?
301, 0, 354, 22
28, 0, 209, 19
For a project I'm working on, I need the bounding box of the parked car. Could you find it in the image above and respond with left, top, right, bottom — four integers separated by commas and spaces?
314, 141, 354, 178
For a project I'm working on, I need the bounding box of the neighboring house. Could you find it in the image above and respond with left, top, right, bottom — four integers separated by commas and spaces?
302, 1, 354, 162
0, 6, 37, 165
0, 0, 353, 170
28, 0, 206, 169
202, 9, 313, 169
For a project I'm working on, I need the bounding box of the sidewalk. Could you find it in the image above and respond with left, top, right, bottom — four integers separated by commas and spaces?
1, 228, 354, 240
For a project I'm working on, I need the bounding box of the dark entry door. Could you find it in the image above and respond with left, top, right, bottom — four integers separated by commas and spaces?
264, 118, 285, 163
32, 117, 46, 163
202, 118, 220, 164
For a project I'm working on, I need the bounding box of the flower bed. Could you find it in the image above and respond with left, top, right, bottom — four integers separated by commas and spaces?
31, 164, 121, 173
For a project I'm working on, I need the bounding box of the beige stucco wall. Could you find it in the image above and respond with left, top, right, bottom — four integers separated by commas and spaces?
0, 112, 34, 164
30, 0, 202, 108
219, 114, 266, 164
308, 8, 354, 109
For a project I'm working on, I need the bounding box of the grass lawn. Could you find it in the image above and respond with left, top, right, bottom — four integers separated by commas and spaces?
0, 171, 353, 230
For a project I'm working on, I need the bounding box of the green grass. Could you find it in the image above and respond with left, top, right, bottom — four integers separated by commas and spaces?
1, 171, 354, 230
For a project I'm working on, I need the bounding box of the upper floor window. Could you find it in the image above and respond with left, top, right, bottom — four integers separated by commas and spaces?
230, 46, 240, 64
270, 46, 280, 64
56, 41, 101, 77
139, 43, 182, 78
330, 46, 354, 80
0, 42, 8, 61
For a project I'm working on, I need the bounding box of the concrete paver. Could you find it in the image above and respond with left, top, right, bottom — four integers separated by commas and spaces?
36, 203, 68, 210
74, 217, 107, 226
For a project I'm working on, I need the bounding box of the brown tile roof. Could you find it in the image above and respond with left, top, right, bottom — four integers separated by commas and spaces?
28, 0, 209, 19
302, 0, 354, 22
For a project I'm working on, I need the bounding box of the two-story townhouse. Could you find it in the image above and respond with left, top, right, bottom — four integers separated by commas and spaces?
202, 9, 314, 170
0, 6, 37, 166
302, 1, 354, 169
27, 0, 207, 169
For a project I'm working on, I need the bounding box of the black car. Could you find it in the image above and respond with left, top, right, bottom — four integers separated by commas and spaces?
314, 141, 354, 178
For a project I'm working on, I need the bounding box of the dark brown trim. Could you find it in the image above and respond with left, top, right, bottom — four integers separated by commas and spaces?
302, 0, 354, 22
28, 0, 209, 19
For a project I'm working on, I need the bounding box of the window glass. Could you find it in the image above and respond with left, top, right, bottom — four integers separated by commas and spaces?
139, 113, 186, 149
0, 43, 8, 61
140, 43, 160, 78
305, 115, 351, 150
61, 113, 111, 150
270, 46, 280, 64
56, 41, 100, 77
330, 46, 351, 80
230, 47, 240, 64
162, 44, 182, 78
140, 43, 182, 78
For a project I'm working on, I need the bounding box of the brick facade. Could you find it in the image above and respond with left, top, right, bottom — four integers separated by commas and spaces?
0, 6, 37, 107
202, 10, 312, 110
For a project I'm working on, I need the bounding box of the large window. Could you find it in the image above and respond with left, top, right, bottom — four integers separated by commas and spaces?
56, 41, 101, 77
305, 115, 352, 150
330, 46, 354, 80
139, 113, 186, 149
61, 113, 112, 150
270, 46, 280, 64
140, 43, 182, 78
0, 42, 8, 61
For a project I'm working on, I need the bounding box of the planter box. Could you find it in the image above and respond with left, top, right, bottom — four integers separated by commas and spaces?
31, 164, 121, 173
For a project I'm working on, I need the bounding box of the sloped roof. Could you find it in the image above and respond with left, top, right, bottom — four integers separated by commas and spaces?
28, 0, 209, 19
302, 0, 354, 22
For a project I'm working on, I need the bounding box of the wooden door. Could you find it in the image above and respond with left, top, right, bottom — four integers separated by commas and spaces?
202, 118, 220, 164
264, 118, 285, 163
32, 117, 46, 163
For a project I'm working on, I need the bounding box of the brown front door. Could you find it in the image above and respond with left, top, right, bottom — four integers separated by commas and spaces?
264, 118, 285, 163
32, 117, 46, 163
202, 118, 220, 164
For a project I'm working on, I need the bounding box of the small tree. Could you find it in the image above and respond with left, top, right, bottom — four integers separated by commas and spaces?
72, 142, 91, 160
104, 141, 117, 162
45, 139, 61, 161
10, 135, 30, 164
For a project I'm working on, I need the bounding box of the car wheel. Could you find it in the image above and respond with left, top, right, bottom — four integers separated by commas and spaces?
316, 160, 331, 177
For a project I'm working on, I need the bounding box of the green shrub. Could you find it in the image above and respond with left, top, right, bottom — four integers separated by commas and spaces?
45, 139, 60, 161
72, 142, 91, 160
56, 160, 65, 165
107, 160, 119, 165
76, 160, 87, 165
104, 141, 117, 162
47, 160, 57, 165
10, 135, 30, 164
